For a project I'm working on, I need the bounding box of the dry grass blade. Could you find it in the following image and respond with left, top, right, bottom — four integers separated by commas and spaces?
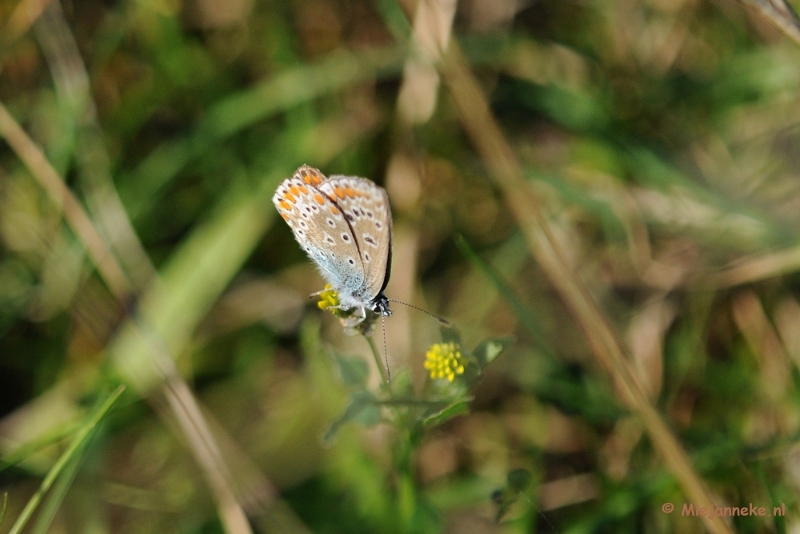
712, 246, 800, 287
0, 492, 7, 525
737, 0, 800, 45
2, 0, 52, 50
437, 39, 734, 534
0, 100, 261, 534
0, 101, 132, 302
384, 0, 457, 371
35, 0, 157, 290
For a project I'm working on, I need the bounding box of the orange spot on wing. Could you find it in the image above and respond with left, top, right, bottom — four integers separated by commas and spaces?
314, 193, 325, 205
344, 187, 355, 198
289, 185, 300, 196
331, 206, 340, 215
281, 212, 289, 221
298, 185, 309, 194
302, 170, 322, 185
279, 200, 292, 210
334, 186, 345, 199
284, 193, 296, 203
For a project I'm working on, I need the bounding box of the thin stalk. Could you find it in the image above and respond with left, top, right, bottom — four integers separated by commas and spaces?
366, 336, 390, 386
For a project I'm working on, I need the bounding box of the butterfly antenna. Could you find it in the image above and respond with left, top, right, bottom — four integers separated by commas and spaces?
381, 314, 391, 381
387, 299, 451, 326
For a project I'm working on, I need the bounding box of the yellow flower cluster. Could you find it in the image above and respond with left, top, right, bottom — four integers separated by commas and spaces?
424, 342, 465, 382
317, 284, 339, 310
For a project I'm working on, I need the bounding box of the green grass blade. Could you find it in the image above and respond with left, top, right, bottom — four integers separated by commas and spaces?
455, 235, 553, 358
0, 420, 83, 475
8, 385, 125, 534
109, 173, 283, 393
119, 45, 405, 220
29, 449, 84, 534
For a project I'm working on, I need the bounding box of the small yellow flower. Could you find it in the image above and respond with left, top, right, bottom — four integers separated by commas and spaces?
317, 284, 340, 311
316, 285, 377, 335
424, 342, 465, 382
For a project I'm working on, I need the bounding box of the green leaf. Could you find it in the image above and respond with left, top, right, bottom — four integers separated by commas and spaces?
335, 354, 370, 387
421, 399, 472, 428
323, 391, 377, 443
387, 368, 414, 397
471, 337, 513, 369
440, 325, 462, 346
507, 468, 533, 492
493, 469, 534, 523
455, 236, 551, 358
353, 402, 382, 427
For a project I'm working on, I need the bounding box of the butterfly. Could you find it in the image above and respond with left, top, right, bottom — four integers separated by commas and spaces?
272, 165, 393, 318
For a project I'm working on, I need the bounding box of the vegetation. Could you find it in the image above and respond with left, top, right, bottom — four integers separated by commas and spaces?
3, 0, 800, 532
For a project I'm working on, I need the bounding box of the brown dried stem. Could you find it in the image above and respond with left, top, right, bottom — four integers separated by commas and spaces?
737, 0, 800, 45
437, 41, 733, 534
0, 102, 132, 302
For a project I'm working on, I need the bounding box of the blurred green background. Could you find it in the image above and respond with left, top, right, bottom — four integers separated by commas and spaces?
3, 0, 800, 532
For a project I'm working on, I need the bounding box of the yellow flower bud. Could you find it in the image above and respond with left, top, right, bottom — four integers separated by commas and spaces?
424, 342, 465, 382
317, 284, 340, 310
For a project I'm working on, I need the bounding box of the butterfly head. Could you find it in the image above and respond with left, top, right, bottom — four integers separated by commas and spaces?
370, 293, 392, 317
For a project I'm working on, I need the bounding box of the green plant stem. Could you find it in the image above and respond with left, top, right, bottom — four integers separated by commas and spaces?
366, 336, 390, 386
8, 385, 125, 534
375, 398, 449, 407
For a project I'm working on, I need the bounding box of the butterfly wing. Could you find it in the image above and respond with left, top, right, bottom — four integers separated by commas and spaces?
272, 167, 366, 300
318, 175, 392, 303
